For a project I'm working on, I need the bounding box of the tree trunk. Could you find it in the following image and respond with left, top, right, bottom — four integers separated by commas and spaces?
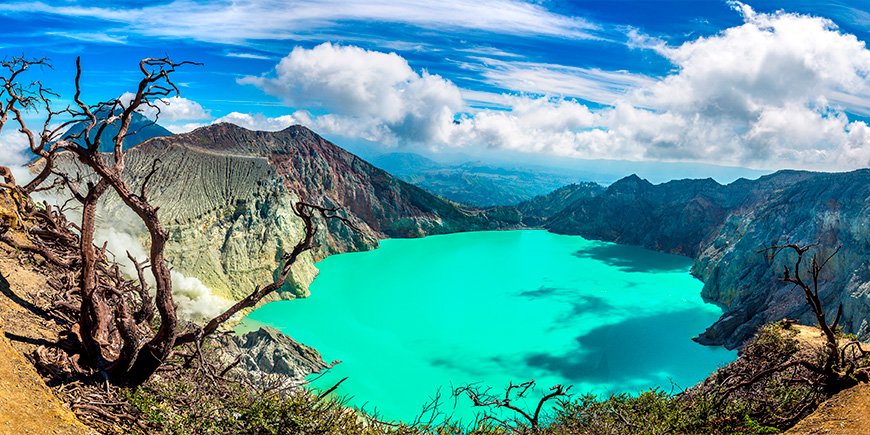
78, 179, 111, 366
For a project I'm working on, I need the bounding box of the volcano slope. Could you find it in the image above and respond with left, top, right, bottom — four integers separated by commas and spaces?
57, 123, 520, 304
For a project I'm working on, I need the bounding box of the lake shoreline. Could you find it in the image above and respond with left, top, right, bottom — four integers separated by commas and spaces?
243, 230, 736, 422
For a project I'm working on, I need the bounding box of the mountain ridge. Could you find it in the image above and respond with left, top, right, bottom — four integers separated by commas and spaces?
536, 169, 869, 348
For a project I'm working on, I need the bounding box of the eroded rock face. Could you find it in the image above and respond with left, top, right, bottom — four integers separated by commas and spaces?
543, 170, 870, 349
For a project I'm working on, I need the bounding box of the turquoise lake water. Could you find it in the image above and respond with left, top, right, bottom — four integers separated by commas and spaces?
243, 230, 735, 423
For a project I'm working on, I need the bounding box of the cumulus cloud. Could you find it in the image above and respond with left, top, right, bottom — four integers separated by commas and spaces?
489, 4, 869, 169
449, 4, 870, 170
213, 112, 299, 131
239, 6, 870, 171
617, 2, 870, 168
162, 122, 208, 134
120, 92, 210, 122
449, 97, 600, 153
240, 42, 463, 144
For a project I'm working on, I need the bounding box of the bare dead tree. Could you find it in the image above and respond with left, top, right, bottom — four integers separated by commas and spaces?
0, 55, 358, 387
0, 56, 81, 195
758, 243, 869, 392
455, 380, 570, 432
701, 243, 870, 425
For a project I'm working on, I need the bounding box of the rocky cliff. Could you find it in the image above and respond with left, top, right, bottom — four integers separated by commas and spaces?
86, 123, 520, 303
542, 170, 870, 349
215, 326, 329, 387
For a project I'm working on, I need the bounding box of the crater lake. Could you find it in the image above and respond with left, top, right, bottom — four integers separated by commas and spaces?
242, 230, 736, 422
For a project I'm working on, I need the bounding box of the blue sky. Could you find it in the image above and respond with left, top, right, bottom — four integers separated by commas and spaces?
1, 0, 869, 171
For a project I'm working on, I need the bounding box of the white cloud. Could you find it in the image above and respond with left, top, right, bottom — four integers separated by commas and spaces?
618, 3, 870, 168
0, 0, 599, 42
0, 131, 29, 167
225, 51, 273, 60
213, 112, 299, 131
449, 97, 601, 154
120, 92, 210, 122
162, 122, 208, 134
469, 57, 656, 105
45, 31, 127, 44
448, 4, 870, 170
625, 28, 667, 52
240, 42, 463, 144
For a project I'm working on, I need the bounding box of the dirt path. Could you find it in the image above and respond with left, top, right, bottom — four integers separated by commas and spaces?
786, 382, 870, 434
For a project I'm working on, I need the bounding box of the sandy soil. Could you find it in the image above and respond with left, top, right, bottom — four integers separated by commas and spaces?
780, 324, 870, 434
0, 256, 95, 435
786, 382, 870, 434
0, 331, 92, 435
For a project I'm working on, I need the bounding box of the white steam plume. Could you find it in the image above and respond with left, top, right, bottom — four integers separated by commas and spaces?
34, 189, 232, 322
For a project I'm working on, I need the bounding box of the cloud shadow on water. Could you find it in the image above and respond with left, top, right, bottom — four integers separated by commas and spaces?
523, 308, 733, 392
517, 286, 563, 298
518, 287, 616, 326
573, 242, 692, 273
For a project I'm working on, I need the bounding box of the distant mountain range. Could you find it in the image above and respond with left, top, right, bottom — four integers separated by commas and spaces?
369, 152, 583, 206
61, 111, 173, 152
369, 151, 774, 207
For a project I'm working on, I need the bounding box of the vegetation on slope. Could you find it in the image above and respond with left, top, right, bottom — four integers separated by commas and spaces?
113, 322, 867, 434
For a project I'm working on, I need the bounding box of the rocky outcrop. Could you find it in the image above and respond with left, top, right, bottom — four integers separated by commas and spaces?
541, 170, 870, 349
216, 327, 328, 386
